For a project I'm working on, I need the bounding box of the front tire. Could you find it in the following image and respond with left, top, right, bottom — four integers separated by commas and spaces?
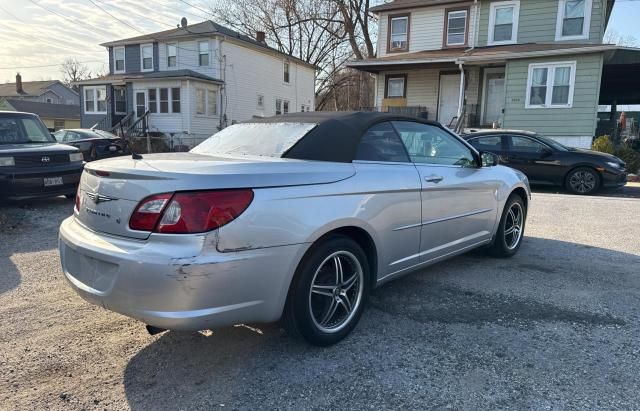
488, 194, 526, 258
565, 167, 600, 195
283, 235, 370, 346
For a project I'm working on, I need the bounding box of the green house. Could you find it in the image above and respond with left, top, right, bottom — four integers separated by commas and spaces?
348, 0, 640, 148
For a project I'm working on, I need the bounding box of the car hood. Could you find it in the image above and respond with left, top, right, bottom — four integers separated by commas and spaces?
0, 142, 79, 154
568, 147, 622, 163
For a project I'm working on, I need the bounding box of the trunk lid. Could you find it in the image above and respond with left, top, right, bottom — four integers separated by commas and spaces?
76, 152, 355, 239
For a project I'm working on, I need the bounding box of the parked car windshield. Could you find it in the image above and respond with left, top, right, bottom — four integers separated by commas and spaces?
192, 123, 317, 157
0, 115, 54, 144
534, 134, 569, 151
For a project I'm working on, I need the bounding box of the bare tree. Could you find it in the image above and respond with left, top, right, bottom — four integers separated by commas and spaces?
604, 29, 638, 47
208, 0, 377, 110
60, 58, 92, 89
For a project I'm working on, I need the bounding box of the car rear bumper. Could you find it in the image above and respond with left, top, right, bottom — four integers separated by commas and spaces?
0, 163, 83, 200
58, 216, 305, 331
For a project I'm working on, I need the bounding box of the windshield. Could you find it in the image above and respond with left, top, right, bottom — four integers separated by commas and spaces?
191, 122, 317, 157
0, 116, 54, 144
535, 134, 569, 151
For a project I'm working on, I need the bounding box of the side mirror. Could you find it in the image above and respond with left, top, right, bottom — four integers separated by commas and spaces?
480, 151, 499, 167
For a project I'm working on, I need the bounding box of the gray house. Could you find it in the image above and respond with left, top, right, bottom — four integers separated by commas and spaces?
348, 0, 640, 148
0, 74, 79, 106
76, 20, 316, 146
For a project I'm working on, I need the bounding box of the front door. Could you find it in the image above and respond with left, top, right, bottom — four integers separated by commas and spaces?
482, 71, 505, 126
393, 120, 499, 262
437, 74, 461, 127
135, 91, 147, 118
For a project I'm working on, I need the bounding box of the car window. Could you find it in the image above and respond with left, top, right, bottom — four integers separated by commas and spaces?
469, 135, 503, 151
53, 130, 66, 142
0, 116, 54, 144
510, 135, 547, 153
354, 122, 409, 162
392, 121, 476, 167
65, 131, 82, 142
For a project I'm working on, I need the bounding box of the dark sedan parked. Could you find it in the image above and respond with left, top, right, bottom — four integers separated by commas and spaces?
464, 130, 627, 195
0, 111, 84, 200
53, 129, 129, 161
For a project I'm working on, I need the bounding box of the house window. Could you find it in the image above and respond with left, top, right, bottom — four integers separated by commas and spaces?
54, 120, 65, 130
46, 98, 53, 104
283, 100, 289, 114
114, 46, 125, 73
83, 86, 107, 114
388, 14, 409, 52
283, 60, 290, 83
257, 94, 264, 108
198, 41, 209, 66
385, 74, 407, 98
300, 105, 305, 112
488, 1, 519, 45
525, 61, 576, 108
141, 43, 153, 71
159, 88, 169, 113
207, 90, 217, 116
445, 9, 467, 46
114, 87, 126, 114
196, 89, 205, 114
171, 88, 180, 113
148, 89, 157, 113
275, 99, 282, 115
556, 0, 592, 40
167, 43, 177, 67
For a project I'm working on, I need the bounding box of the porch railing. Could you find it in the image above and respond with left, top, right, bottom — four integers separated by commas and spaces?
110, 112, 134, 136
360, 106, 429, 118
90, 115, 110, 132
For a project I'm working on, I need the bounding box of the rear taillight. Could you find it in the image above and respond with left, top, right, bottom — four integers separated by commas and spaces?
129, 190, 253, 234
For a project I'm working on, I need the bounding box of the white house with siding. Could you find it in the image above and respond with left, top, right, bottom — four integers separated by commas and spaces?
349, 0, 640, 148
77, 20, 316, 145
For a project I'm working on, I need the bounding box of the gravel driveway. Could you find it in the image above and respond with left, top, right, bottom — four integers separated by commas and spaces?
1, 191, 640, 410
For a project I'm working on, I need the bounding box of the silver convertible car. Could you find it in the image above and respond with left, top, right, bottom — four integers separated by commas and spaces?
59, 112, 530, 346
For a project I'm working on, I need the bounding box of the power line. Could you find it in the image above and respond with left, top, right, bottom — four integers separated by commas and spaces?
176, 0, 212, 16
0, 60, 105, 70
85, 0, 146, 34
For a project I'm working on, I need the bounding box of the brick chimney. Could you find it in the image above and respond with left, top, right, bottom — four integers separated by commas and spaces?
15, 73, 24, 94
256, 31, 266, 44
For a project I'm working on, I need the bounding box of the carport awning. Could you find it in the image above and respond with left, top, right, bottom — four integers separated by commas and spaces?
599, 48, 640, 105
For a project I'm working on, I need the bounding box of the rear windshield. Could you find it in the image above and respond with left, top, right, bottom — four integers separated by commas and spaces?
191, 123, 316, 157
0, 115, 54, 144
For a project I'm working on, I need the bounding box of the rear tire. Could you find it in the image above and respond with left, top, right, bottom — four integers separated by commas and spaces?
488, 194, 526, 258
282, 235, 370, 346
565, 167, 600, 195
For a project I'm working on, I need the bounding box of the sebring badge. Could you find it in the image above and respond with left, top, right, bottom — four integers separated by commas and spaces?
41, 156, 50, 163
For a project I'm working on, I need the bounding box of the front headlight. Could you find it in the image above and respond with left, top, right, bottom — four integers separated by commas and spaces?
69, 152, 84, 162
605, 161, 622, 169
0, 156, 15, 166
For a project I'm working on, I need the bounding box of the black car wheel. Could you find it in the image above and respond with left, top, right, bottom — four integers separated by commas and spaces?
488, 194, 526, 258
282, 235, 370, 346
565, 167, 600, 195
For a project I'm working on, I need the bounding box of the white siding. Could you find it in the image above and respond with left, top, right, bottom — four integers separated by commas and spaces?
221, 40, 315, 123
158, 38, 221, 80
189, 80, 221, 136
377, 5, 478, 57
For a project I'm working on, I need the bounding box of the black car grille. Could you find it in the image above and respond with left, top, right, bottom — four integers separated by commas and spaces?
13, 154, 70, 167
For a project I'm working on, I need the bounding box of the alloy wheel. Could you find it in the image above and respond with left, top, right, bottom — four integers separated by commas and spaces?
308, 251, 364, 333
569, 170, 597, 194
504, 202, 524, 250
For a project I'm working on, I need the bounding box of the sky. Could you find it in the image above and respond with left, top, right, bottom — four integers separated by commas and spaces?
0, 0, 639, 84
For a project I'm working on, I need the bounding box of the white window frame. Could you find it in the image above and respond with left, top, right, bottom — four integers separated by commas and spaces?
196, 88, 206, 115
525, 61, 577, 109
488, 1, 520, 46
167, 43, 177, 68
195, 87, 218, 117
140, 43, 154, 72
446, 9, 468, 47
113, 46, 126, 73
114, 87, 127, 115
283, 59, 290, 84
207, 89, 218, 116
198, 40, 210, 67
555, 0, 592, 41
275, 98, 282, 115
83, 86, 107, 114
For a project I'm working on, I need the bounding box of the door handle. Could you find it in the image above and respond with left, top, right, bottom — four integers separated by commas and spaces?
425, 175, 443, 183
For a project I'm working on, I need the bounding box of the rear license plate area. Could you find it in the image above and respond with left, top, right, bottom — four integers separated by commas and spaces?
43, 176, 63, 186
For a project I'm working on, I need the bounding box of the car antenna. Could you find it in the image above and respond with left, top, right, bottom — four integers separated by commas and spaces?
132, 151, 143, 160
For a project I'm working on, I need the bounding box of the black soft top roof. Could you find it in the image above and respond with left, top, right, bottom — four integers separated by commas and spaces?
247, 112, 443, 162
